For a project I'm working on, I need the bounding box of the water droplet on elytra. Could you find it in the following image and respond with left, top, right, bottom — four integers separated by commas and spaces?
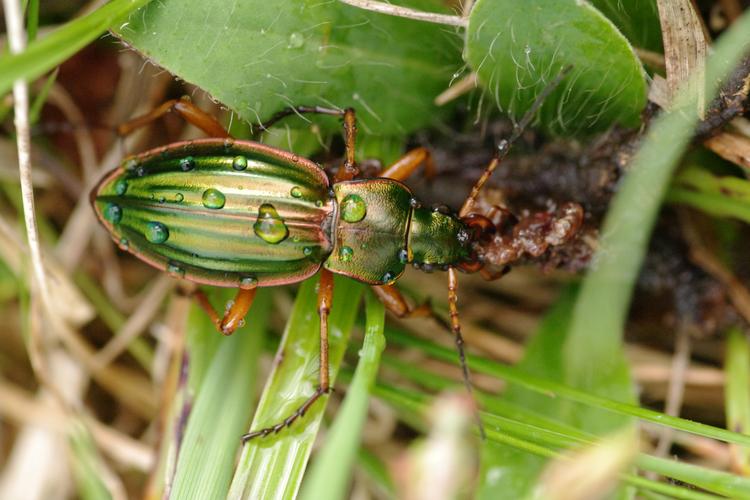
341, 194, 366, 223
253, 204, 289, 244
303, 246, 314, 256
175, 192, 184, 202
290, 186, 303, 198
114, 179, 128, 195
145, 221, 169, 244
339, 246, 353, 262
118, 237, 129, 250
239, 276, 258, 289
232, 155, 248, 171
104, 203, 122, 224
167, 262, 185, 278
202, 188, 226, 209
180, 157, 195, 171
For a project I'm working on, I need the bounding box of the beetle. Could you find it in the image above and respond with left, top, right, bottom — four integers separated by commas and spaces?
91, 76, 578, 440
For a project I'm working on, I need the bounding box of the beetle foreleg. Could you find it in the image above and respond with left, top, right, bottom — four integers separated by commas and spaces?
192, 287, 257, 336
117, 96, 231, 138
241, 270, 334, 441
447, 267, 486, 439
378, 147, 436, 182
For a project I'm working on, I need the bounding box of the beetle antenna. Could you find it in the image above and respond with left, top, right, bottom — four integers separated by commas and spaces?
459, 66, 572, 217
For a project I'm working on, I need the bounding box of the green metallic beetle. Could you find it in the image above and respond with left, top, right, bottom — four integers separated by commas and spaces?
92, 93, 580, 440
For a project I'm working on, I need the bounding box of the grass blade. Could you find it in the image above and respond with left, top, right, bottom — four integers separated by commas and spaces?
0, 0, 153, 95
725, 326, 750, 475
300, 290, 386, 500
228, 276, 364, 498
169, 290, 271, 499
386, 329, 750, 447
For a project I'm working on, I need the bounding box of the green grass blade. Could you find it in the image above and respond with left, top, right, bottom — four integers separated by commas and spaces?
373, 383, 726, 500
228, 276, 364, 499
25, 0, 40, 43
386, 329, 750, 447
356, 447, 396, 498
169, 290, 271, 499
300, 290, 386, 500
28, 68, 58, 124
725, 327, 750, 474
0, 0, 153, 95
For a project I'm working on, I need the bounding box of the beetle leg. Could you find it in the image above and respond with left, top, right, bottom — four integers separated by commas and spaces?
447, 267, 486, 439
192, 287, 257, 336
117, 97, 231, 138
241, 270, 334, 441
378, 147, 436, 182
256, 105, 348, 132
371, 284, 432, 318
333, 108, 359, 182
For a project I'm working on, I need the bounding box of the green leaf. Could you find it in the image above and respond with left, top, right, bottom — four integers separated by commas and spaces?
228, 276, 364, 498
589, 0, 662, 52
169, 290, 271, 499
0, 0, 153, 96
116, 0, 462, 136
465, 0, 647, 134
300, 290, 385, 500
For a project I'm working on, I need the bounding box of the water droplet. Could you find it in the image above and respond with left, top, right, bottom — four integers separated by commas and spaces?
114, 179, 128, 195
104, 203, 122, 224
339, 246, 353, 262
290, 186, 303, 198
341, 194, 366, 223
238, 319, 246, 328
223, 138, 235, 151
118, 237, 129, 250
145, 221, 169, 244
382, 271, 396, 283
175, 193, 184, 203
287, 31, 304, 48
253, 204, 289, 244
158, 196, 166, 204
232, 155, 248, 171
202, 188, 226, 209
315, 200, 324, 207
136, 166, 146, 177
291, 154, 299, 163
292, 235, 301, 243
398, 249, 409, 264
167, 262, 185, 278
303, 246, 314, 256
239, 276, 258, 289
124, 158, 138, 170
180, 157, 195, 171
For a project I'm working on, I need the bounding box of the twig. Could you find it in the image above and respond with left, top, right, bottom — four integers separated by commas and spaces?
338, 0, 468, 27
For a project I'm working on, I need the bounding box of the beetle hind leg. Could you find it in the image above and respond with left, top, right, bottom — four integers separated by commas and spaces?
193, 287, 257, 336
241, 270, 335, 441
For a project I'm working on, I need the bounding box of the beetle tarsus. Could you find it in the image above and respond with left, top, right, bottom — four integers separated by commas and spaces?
240, 386, 331, 442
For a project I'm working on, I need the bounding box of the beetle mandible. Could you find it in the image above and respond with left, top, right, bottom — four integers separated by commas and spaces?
92, 75, 573, 440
